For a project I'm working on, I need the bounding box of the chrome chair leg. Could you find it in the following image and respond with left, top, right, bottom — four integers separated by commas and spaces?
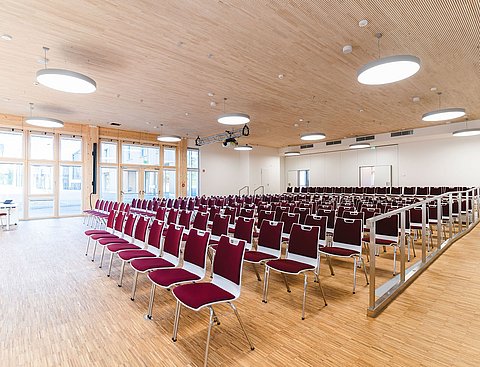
353, 257, 357, 294
99, 246, 105, 268
107, 252, 114, 277
262, 267, 270, 303
91, 241, 97, 262
252, 263, 261, 281
146, 283, 156, 319
172, 300, 181, 342
317, 272, 328, 307
230, 302, 255, 350
327, 256, 335, 275
118, 261, 126, 287
282, 273, 291, 293
361, 257, 369, 285
130, 271, 139, 301
85, 237, 91, 256
302, 273, 308, 320
204, 306, 215, 367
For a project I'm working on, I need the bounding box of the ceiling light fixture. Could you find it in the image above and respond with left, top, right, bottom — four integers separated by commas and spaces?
300, 132, 326, 141
25, 102, 64, 128
36, 47, 96, 93
285, 151, 300, 156
452, 120, 480, 137
422, 92, 465, 122
349, 142, 370, 149
157, 135, 181, 143
234, 144, 253, 151
357, 33, 420, 85
217, 98, 250, 125
1, 34, 13, 41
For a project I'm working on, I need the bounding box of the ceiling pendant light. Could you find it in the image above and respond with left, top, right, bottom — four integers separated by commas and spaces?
422, 92, 466, 122
234, 144, 253, 151
36, 47, 96, 93
357, 33, 420, 85
25, 102, 64, 128
349, 142, 370, 149
218, 98, 250, 125
301, 132, 326, 141
156, 123, 181, 142
452, 120, 480, 137
285, 151, 300, 156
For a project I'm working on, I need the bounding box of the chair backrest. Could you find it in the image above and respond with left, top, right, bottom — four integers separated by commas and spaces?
105, 210, 116, 230
239, 208, 255, 218
162, 223, 185, 266
112, 202, 119, 211
286, 224, 319, 267
155, 207, 167, 221
187, 198, 195, 211
343, 211, 364, 222
304, 214, 327, 244
274, 206, 289, 221
257, 210, 275, 229
375, 214, 399, 241
106, 201, 114, 212
208, 206, 221, 222
280, 212, 301, 234
123, 214, 136, 238
178, 210, 192, 229
332, 218, 362, 254
113, 210, 126, 232
257, 220, 283, 257
211, 214, 230, 236
212, 235, 246, 298
293, 207, 310, 224
94, 200, 101, 210
192, 211, 209, 230
316, 208, 335, 229
223, 206, 237, 224
233, 216, 254, 247
146, 219, 164, 252
182, 229, 211, 278
166, 208, 179, 225
132, 215, 150, 245
147, 200, 154, 211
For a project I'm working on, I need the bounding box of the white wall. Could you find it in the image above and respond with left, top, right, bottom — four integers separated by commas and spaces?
196, 143, 281, 196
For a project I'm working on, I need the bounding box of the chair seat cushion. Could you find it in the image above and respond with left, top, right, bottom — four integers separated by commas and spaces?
148, 268, 200, 288
266, 259, 314, 274
85, 229, 109, 236
173, 282, 235, 311
362, 236, 397, 245
131, 257, 174, 272
118, 250, 155, 261
319, 246, 358, 257
90, 233, 118, 241
98, 237, 129, 245
107, 243, 141, 253
244, 250, 277, 263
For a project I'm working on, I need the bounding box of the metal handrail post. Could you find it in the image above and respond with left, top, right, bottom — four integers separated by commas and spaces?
448, 193, 453, 239
436, 197, 442, 249
400, 211, 406, 283
368, 220, 376, 309
421, 202, 426, 263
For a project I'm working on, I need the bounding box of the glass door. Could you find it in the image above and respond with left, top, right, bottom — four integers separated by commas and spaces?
122, 169, 139, 203
144, 170, 159, 200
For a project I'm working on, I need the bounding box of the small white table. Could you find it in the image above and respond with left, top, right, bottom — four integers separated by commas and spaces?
0, 203, 16, 230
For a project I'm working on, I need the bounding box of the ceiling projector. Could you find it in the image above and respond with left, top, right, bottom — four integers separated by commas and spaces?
222, 137, 238, 147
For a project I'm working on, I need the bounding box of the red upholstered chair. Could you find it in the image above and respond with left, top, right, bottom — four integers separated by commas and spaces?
105, 214, 148, 277
316, 208, 335, 233
183, 211, 209, 241
166, 208, 179, 226
212, 216, 254, 252
263, 224, 327, 319
274, 206, 289, 221
84, 210, 115, 256
171, 235, 254, 366
155, 207, 167, 221
207, 206, 221, 225
239, 208, 255, 219
320, 217, 368, 293
254, 210, 275, 238
177, 209, 192, 230
128, 223, 184, 291
83, 199, 102, 225
115, 219, 164, 296
146, 228, 211, 319
304, 214, 327, 247
90, 211, 129, 265
293, 207, 310, 224
244, 220, 283, 281
208, 214, 230, 244
280, 212, 300, 242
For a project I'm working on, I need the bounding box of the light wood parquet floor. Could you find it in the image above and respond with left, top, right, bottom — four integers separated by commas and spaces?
1, 217, 479, 366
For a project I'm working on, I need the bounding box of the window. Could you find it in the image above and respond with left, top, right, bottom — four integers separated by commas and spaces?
0, 163, 24, 217
122, 144, 159, 165
163, 147, 176, 167
30, 134, 54, 160
298, 170, 310, 187
60, 137, 82, 161
30, 165, 54, 194
59, 165, 82, 215
100, 167, 118, 201
100, 141, 117, 164
29, 198, 54, 218
187, 148, 199, 197
0, 131, 23, 158
163, 170, 176, 199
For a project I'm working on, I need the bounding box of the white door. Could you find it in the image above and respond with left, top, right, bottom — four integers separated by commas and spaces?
287, 170, 298, 188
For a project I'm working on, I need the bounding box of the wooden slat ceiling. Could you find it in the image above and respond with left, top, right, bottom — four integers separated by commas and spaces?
0, 0, 478, 147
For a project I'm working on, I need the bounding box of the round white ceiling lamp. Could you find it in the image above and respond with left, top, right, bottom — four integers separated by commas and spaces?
452, 128, 480, 137
285, 151, 300, 156
300, 132, 326, 141
157, 135, 181, 143
357, 33, 420, 85
25, 103, 64, 128
234, 144, 253, 151
36, 47, 96, 94
349, 142, 370, 149
422, 92, 466, 122
217, 98, 250, 125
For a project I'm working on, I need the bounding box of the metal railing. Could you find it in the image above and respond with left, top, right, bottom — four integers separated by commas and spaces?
238, 185, 249, 196
254, 186, 265, 195
366, 187, 480, 317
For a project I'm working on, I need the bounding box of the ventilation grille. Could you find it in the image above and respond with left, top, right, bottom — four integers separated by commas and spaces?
326, 140, 342, 146
356, 135, 375, 142
300, 144, 314, 149
391, 130, 414, 137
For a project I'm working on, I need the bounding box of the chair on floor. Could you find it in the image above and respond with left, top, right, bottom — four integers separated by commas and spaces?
84, 210, 116, 256
182, 211, 209, 241
128, 223, 184, 294
171, 235, 254, 366
146, 228, 211, 319
244, 220, 283, 281
254, 210, 275, 237
263, 223, 327, 319
320, 217, 367, 293
91, 211, 129, 265
280, 212, 300, 242
208, 214, 230, 244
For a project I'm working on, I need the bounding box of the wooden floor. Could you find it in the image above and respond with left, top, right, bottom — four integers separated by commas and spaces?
1, 217, 479, 367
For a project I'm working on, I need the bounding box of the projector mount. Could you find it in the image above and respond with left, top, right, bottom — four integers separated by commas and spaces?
194, 124, 249, 146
